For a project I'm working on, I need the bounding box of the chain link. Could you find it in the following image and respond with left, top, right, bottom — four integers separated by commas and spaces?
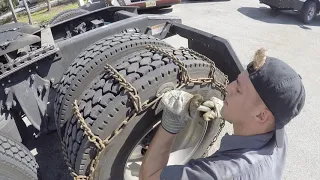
176, 46, 228, 158
146, 45, 228, 96
178, 47, 216, 80
64, 44, 229, 180
178, 46, 229, 96
146, 45, 191, 84
202, 119, 225, 158
178, 47, 229, 87
104, 64, 143, 112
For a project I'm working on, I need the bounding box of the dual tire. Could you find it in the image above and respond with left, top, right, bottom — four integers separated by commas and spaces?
54, 32, 227, 179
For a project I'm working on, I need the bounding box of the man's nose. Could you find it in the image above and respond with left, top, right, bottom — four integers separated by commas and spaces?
226, 81, 236, 96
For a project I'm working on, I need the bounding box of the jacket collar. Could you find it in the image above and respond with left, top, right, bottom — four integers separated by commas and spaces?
217, 131, 275, 152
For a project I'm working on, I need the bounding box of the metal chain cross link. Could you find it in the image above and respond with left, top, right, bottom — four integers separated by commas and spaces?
178, 46, 229, 96
202, 119, 225, 158
146, 45, 191, 84
105, 64, 143, 112
178, 47, 217, 80
145, 45, 229, 96
65, 44, 229, 180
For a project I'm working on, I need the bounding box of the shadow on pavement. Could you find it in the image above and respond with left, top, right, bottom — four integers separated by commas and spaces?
238, 7, 320, 29
139, 7, 173, 14
138, 0, 230, 14
25, 129, 72, 180
181, 0, 230, 4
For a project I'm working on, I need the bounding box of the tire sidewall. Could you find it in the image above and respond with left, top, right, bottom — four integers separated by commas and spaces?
49, 9, 89, 25
301, 1, 317, 23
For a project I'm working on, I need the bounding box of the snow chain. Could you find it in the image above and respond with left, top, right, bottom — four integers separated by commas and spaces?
64, 45, 229, 180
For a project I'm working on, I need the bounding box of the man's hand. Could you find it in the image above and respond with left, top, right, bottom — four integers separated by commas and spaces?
161, 90, 204, 134
139, 90, 224, 180
140, 90, 204, 180
197, 96, 224, 121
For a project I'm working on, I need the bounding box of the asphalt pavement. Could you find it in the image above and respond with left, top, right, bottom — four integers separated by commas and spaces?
25, 0, 320, 179
166, 1, 320, 179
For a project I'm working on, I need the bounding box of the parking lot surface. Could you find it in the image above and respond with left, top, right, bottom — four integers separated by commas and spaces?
29, 0, 320, 179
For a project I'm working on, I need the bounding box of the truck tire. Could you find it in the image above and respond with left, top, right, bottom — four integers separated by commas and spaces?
0, 132, 39, 180
0, 112, 23, 143
300, 1, 317, 24
48, 9, 89, 25
54, 33, 171, 135
63, 45, 227, 179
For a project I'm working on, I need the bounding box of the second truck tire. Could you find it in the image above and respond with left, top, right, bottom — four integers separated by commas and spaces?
62, 43, 227, 179
0, 132, 39, 180
48, 9, 89, 25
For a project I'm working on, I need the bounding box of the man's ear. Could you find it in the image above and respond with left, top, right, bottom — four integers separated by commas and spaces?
256, 108, 271, 123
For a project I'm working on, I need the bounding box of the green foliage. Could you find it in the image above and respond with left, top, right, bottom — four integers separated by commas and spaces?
17, 2, 78, 25
0, 0, 19, 14
0, 17, 13, 25
0, 2, 79, 25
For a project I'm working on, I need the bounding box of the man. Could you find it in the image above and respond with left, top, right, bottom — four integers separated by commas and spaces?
139, 48, 306, 180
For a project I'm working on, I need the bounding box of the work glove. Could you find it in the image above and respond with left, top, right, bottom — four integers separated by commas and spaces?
160, 90, 204, 134
197, 96, 223, 121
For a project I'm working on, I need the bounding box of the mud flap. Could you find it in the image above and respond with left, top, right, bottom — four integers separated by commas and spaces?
11, 74, 52, 132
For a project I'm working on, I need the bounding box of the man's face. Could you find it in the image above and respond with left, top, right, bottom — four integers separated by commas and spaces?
221, 71, 260, 124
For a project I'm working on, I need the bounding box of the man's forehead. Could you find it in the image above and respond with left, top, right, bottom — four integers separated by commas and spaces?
238, 70, 258, 93
238, 71, 250, 84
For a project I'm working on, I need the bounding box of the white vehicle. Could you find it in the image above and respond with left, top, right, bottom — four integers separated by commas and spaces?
260, 0, 320, 24
18, 0, 39, 7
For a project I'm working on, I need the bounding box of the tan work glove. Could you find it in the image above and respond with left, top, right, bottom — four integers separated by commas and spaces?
197, 96, 223, 121
161, 90, 204, 134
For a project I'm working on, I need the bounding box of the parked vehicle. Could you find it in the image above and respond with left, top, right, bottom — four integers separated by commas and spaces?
18, 0, 39, 7
0, 6, 242, 179
82, 0, 180, 11
260, 0, 320, 24
48, 0, 181, 26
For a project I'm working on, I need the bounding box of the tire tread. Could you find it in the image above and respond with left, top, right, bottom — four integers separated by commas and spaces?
48, 9, 89, 25
63, 45, 226, 177
0, 133, 38, 180
54, 33, 170, 131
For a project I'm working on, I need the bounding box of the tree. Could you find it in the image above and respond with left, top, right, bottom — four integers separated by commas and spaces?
47, 0, 51, 11
8, 0, 18, 23
22, 0, 33, 24
78, 0, 85, 7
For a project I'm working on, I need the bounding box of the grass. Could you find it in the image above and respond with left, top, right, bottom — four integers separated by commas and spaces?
17, 2, 79, 25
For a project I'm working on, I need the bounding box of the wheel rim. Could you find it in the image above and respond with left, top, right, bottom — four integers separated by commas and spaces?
123, 115, 208, 180
307, 6, 316, 21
